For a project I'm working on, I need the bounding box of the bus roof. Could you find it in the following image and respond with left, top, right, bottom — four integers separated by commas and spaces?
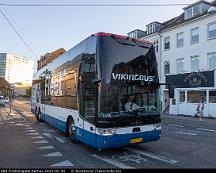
93, 32, 152, 45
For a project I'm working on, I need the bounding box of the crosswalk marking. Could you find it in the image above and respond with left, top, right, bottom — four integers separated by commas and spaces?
196, 128, 215, 132
33, 140, 48, 144
50, 160, 74, 167
92, 154, 135, 169
26, 132, 40, 136
31, 136, 44, 139
43, 152, 63, 157
39, 145, 55, 150
125, 148, 178, 164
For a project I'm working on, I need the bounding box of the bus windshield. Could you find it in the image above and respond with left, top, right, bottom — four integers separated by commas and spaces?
98, 36, 160, 119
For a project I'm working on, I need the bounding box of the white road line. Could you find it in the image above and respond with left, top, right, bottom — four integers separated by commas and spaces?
43, 152, 63, 157
26, 130, 36, 132
26, 132, 40, 136
33, 140, 49, 144
54, 136, 65, 143
39, 145, 55, 150
43, 133, 52, 138
50, 160, 74, 167
23, 127, 33, 130
0, 123, 4, 125
16, 123, 24, 126
92, 154, 135, 169
125, 148, 178, 164
167, 124, 184, 128
175, 131, 197, 136
196, 128, 215, 132
31, 136, 44, 139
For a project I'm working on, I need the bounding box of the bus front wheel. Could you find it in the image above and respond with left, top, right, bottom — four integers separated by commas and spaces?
67, 118, 77, 143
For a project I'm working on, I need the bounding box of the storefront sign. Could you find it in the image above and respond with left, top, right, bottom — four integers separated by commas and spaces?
166, 71, 214, 88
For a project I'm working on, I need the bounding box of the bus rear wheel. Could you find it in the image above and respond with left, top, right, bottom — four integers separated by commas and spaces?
37, 110, 43, 122
67, 118, 77, 143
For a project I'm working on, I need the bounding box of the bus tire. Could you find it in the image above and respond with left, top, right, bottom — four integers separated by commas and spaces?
67, 118, 77, 143
37, 109, 43, 122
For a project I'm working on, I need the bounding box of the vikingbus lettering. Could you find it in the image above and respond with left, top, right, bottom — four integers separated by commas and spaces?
112, 73, 155, 81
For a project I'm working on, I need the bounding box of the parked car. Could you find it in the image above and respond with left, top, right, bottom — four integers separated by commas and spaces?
0, 96, 5, 106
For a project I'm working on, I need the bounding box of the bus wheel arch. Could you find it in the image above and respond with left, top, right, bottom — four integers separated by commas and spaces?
67, 116, 77, 143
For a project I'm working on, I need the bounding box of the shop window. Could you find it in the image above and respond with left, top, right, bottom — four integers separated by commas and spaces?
209, 90, 216, 103
187, 90, 206, 103
179, 91, 185, 102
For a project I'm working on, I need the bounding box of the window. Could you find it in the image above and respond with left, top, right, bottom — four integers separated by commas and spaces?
153, 40, 159, 52
164, 61, 170, 75
209, 90, 216, 103
164, 37, 170, 50
191, 55, 199, 72
177, 32, 184, 47
187, 90, 206, 103
208, 52, 216, 70
186, 8, 193, 19
208, 22, 216, 40
185, 5, 201, 19
176, 58, 184, 73
193, 5, 200, 16
179, 91, 185, 102
191, 27, 199, 44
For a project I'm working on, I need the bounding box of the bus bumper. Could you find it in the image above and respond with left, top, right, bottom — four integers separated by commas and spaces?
96, 129, 161, 150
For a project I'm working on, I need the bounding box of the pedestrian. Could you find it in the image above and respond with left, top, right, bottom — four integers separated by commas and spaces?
197, 96, 204, 121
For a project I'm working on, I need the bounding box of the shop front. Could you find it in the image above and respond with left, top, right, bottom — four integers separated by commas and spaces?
166, 70, 216, 118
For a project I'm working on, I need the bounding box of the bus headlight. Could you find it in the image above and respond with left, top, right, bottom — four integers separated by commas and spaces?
97, 128, 117, 136
153, 123, 161, 129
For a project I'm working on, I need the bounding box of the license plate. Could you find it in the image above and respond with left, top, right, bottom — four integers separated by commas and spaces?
130, 138, 143, 144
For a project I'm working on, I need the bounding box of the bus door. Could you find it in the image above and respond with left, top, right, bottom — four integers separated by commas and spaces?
79, 60, 97, 146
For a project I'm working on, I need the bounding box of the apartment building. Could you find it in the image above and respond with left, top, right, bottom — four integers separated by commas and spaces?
127, 0, 216, 117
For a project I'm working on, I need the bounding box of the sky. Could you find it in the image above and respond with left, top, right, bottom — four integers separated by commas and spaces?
0, 0, 204, 61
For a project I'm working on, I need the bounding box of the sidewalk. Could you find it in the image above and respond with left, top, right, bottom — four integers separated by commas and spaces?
162, 112, 216, 124
0, 105, 22, 122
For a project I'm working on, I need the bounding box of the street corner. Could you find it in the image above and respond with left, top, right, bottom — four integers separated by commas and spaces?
0, 105, 22, 121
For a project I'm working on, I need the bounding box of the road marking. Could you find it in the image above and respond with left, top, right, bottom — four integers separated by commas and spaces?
43, 133, 52, 138
175, 131, 197, 136
167, 124, 183, 128
39, 145, 55, 150
16, 123, 24, 126
31, 136, 44, 139
111, 151, 147, 163
26, 130, 36, 132
196, 128, 215, 132
43, 152, 63, 157
23, 127, 33, 130
125, 148, 178, 164
54, 136, 65, 143
92, 154, 135, 169
33, 140, 48, 144
0, 123, 4, 125
26, 132, 40, 136
50, 160, 74, 167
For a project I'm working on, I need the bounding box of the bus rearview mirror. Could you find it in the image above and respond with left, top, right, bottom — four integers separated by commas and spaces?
92, 79, 101, 85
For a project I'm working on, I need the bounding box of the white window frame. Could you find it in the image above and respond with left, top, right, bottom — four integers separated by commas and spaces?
208, 52, 216, 70
190, 55, 199, 72
191, 27, 199, 44
164, 37, 170, 51
176, 32, 184, 48
208, 21, 216, 40
176, 58, 184, 73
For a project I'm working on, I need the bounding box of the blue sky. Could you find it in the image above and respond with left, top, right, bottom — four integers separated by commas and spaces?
0, 0, 201, 61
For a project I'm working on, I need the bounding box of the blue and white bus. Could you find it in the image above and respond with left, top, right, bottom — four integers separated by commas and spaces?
31, 32, 161, 150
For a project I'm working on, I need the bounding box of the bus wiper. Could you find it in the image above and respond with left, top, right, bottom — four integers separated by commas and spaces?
111, 35, 136, 46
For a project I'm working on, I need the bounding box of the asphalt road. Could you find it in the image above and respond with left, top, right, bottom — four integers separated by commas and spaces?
0, 97, 216, 169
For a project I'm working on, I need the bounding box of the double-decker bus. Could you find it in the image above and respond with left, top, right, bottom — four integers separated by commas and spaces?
31, 32, 161, 150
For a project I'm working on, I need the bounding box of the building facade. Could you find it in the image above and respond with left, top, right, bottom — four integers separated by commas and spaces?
128, 0, 216, 117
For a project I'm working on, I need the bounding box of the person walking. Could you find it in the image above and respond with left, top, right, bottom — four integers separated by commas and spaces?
198, 96, 204, 121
